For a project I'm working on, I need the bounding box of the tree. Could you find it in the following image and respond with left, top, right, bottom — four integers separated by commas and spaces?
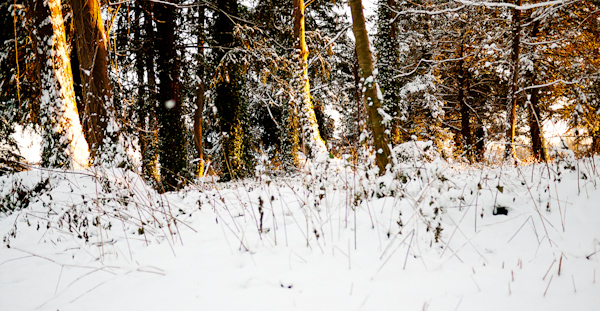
71, 0, 117, 164
192, 4, 206, 176
32, 0, 90, 169
292, 0, 328, 159
523, 18, 548, 161
505, 0, 523, 159
154, 0, 188, 190
213, 0, 253, 180
349, 0, 391, 174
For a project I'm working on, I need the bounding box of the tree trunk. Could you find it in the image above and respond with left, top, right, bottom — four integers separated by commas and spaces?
155, 0, 187, 191
505, 0, 522, 159
475, 125, 486, 161
458, 42, 473, 162
293, 0, 327, 158
138, 4, 160, 184
33, 0, 90, 169
349, 0, 392, 174
591, 129, 600, 155
527, 20, 548, 162
71, 0, 112, 162
193, 5, 205, 176
214, 0, 252, 181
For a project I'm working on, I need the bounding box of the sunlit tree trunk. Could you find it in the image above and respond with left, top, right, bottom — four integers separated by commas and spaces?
505, 0, 522, 159
349, 0, 391, 174
71, 0, 114, 163
293, 0, 327, 158
33, 0, 90, 169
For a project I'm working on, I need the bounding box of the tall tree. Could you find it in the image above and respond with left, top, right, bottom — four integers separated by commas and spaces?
137, 2, 160, 184
524, 19, 548, 161
505, 0, 523, 159
71, 0, 116, 163
349, 0, 391, 174
154, 0, 187, 190
292, 0, 328, 159
213, 0, 253, 180
32, 0, 90, 169
192, 4, 206, 176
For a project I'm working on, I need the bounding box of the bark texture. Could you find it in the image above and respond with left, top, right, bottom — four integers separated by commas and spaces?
214, 0, 252, 181
526, 20, 548, 162
71, 0, 112, 162
458, 42, 474, 162
33, 0, 90, 169
293, 0, 327, 158
155, 0, 187, 191
349, 0, 391, 174
505, 0, 522, 159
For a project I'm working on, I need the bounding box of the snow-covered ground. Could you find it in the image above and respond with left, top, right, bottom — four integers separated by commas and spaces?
1, 147, 599, 310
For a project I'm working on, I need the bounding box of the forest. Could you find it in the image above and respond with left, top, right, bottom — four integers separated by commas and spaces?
0, 0, 598, 184
1, 0, 599, 310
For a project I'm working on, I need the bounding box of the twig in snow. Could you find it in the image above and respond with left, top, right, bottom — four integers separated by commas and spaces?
558, 253, 563, 276
508, 215, 534, 243
543, 259, 556, 280
403, 230, 415, 270
543, 275, 554, 296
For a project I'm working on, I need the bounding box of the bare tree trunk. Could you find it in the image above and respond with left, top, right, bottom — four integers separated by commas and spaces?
505, 0, 522, 159
71, 0, 112, 162
33, 0, 90, 169
293, 0, 327, 158
349, 0, 391, 174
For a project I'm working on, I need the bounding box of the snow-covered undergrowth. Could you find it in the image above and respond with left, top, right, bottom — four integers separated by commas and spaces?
1, 146, 599, 310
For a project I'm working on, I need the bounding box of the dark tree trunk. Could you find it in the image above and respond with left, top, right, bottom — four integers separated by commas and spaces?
475, 125, 486, 161
214, 0, 252, 181
154, 0, 186, 191
193, 5, 205, 176
505, 0, 523, 159
527, 20, 548, 162
458, 43, 473, 162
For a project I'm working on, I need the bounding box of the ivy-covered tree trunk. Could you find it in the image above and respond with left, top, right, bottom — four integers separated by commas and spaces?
155, 0, 187, 191
33, 0, 90, 169
375, 0, 402, 143
292, 0, 327, 159
349, 0, 391, 174
505, 0, 522, 160
214, 0, 252, 181
71, 0, 114, 163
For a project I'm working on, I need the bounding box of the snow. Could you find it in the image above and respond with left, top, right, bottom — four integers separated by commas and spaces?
1, 151, 600, 310
11, 125, 42, 164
